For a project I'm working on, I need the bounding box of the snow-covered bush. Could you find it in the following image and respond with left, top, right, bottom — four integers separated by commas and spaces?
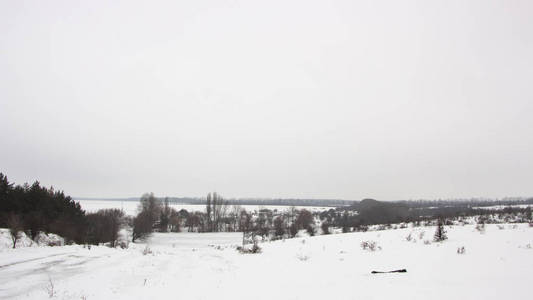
142, 245, 152, 255
237, 243, 261, 254
296, 253, 310, 261
35, 232, 65, 247
475, 223, 486, 234
361, 240, 381, 251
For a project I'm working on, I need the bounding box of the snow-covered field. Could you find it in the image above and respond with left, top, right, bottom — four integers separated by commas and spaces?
1, 224, 532, 299
76, 199, 333, 215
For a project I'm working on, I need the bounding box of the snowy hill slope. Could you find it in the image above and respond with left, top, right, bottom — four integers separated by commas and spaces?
0, 224, 531, 299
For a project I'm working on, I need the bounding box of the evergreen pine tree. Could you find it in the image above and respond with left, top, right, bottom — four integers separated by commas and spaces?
434, 219, 448, 242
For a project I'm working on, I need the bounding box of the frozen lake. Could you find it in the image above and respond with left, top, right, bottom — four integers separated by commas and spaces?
76, 199, 335, 216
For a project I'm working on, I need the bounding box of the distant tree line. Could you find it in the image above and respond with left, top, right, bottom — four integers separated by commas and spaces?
320, 198, 533, 232
91, 196, 354, 207
2, 171, 532, 249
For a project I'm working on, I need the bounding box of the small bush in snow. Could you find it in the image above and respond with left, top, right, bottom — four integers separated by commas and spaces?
497, 225, 505, 230
419, 231, 425, 240
405, 233, 413, 242
423, 240, 431, 245
296, 253, 310, 261
457, 246, 466, 254
361, 240, 381, 251
142, 245, 152, 255
475, 223, 486, 234
117, 239, 129, 249
237, 244, 261, 254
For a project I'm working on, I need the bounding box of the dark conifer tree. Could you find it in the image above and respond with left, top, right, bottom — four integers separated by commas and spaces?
434, 219, 448, 242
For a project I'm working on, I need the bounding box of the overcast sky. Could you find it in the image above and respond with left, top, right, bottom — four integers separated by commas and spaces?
1, 0, 532, 200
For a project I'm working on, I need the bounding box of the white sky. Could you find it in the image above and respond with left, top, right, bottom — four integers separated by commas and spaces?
1, 0, 532, 200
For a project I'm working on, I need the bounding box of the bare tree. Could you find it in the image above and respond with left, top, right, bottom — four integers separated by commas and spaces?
214, 196, 229, 232
273, 216, 285, 238
206, 193, 212, 232
321, 221, 330, 235
138, 193, 162, 223
231, 204, 242, 232
296, 209, 314, 230
7, 213, 22, 249
132, 210, 153, 242
169, 209, 181, 232
87, 209, 125, 246
239, 210, 252, 247
212, 192, 218, 231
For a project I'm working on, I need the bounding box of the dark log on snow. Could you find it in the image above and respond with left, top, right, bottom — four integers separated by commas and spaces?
371, 269, 407, 274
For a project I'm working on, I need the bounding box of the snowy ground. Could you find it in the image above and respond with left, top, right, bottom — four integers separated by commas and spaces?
1, 224, 532, 299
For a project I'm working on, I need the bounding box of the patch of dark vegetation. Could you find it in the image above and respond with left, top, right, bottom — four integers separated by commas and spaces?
0, 172, 86, 244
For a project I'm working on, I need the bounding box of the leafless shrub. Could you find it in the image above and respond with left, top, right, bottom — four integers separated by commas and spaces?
419, 231, 425, 240
457, 246, 466, 254
7, 214, 23, 249
423, 240, 431, 245
117, 239, 129, 249
405, 233, 413, 242
361, 240, 381, 251
497, 225, 505, 230
142, 245, 152, 255
475, 223, 486, 234
237, 243, 262, 254
296, 253, 310, 261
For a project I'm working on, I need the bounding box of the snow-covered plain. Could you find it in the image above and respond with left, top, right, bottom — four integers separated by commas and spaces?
76, 199, 333, 215
1, 224, 532, 299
